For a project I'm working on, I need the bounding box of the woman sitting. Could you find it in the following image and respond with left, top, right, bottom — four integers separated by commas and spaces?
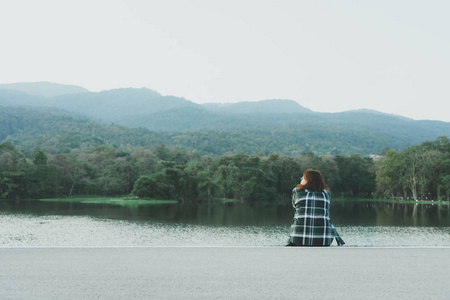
287, 169, 345, 246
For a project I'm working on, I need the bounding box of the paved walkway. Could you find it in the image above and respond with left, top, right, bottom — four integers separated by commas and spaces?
1, 247, 449, 299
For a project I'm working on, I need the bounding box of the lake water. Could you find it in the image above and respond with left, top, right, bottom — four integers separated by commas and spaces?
1, 200, 449, 247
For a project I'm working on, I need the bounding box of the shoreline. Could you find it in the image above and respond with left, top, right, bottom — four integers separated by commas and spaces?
1, 245, 450, 248
4, 196, 449, 205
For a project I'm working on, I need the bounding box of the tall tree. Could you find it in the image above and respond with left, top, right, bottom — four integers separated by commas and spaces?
51, 154, 92, 196
0, 142, 28, 199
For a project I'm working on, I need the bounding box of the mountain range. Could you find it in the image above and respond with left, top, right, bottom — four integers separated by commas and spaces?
0, 82, 448, 156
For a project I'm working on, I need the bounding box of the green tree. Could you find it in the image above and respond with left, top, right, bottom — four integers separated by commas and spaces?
376, 136, 450, 201
26, 149, 59, 198
184, 161, 218, 201
51, 154, 92, 196
214, 164, 240, 199
0, 142, 28, 199
131, 173, 174, 199
333, 154, 375, 197
376, 150, 408, 199
439, 175, 450, 201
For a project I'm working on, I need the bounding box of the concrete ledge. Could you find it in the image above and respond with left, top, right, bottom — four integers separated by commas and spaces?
1, 247, 449, 299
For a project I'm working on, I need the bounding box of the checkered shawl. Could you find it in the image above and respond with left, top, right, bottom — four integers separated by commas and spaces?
288, 188, 345, 246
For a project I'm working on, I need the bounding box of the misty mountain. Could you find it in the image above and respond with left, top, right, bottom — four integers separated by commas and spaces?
0, 82, 89, 97
0, 105, 432, 157
0, 83, 314, 128
0, 82, 449, 156
202, 99, 313, 114
0, 87, 199, 123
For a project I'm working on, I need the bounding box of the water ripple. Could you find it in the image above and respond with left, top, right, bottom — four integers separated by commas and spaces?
1, 213, 449, 247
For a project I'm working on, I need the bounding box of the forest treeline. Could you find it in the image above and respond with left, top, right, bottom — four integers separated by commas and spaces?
2, 105, 449, 157
1, 136, 448, 202
376, 136, 450, 201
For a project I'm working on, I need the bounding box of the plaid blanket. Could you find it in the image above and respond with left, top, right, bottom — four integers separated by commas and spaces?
288, 188, 345, 246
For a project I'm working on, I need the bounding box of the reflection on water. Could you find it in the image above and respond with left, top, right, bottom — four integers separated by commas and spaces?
0, 200, 293, 226
331, 200, 450, 227
0, 200, 449, 247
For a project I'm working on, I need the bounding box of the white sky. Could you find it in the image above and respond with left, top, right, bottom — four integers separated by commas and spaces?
1, 0, 449, 121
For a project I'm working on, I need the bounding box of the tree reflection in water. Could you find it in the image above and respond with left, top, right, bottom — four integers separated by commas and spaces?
0, 199, 449, 247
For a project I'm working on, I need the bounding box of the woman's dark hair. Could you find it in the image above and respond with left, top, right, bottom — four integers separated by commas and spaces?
297, 169, 329, 191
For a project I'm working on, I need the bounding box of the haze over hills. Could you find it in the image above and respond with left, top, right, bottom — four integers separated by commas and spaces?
202, 99, 314, 114
0, 82, 317, 128
0, 82, 449, 156
0, 86, 197, 123
0, 81, 412, 120
0, 82, 89, 97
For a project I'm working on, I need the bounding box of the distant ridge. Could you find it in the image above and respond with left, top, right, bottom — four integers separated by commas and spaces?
202, 99, 313, 114
0, 82, 89, 97
0, 82, 449, 156
340, 108, 411, 120
48, 88, 198, 122
0, 86, 199, 123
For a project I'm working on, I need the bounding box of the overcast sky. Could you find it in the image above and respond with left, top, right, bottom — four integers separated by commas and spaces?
1, 0, 449, 121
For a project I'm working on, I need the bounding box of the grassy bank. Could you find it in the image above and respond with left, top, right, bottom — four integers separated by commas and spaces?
37, 196, 178, 207
31, 196, 450, 207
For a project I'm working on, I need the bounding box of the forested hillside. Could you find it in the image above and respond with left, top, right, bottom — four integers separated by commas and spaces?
0, 87, 197, 124
1, 83, 448, 201
2, 106, 448, 156
1, 82, 449, 156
